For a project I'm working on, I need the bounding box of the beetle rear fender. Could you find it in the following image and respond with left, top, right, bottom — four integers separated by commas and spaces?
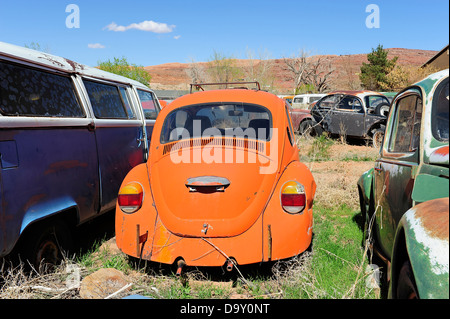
389, 198, 449, 299
262, 160, 316, 261
276, 160, 317, 205
115, 162, 158, 259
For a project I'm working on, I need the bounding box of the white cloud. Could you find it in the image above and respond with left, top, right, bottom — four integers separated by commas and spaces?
104, 20, 175, 33
88, 43, 105, 49
174, 35, 181, 40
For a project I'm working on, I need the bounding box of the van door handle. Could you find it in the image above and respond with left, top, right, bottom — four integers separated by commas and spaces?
87, 123, 96, 132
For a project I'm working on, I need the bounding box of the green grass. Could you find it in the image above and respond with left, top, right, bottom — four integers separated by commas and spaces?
341, 154, 378, 162
305, 134, 334, 162
305, 205, 377, 298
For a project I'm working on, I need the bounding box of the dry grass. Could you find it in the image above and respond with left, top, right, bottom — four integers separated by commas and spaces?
297, 135, 379, 210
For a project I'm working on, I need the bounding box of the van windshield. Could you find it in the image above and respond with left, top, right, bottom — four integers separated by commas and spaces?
160, 103, 272, 143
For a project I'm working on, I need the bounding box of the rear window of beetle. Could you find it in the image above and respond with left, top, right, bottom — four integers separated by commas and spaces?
160, 103, 272, 144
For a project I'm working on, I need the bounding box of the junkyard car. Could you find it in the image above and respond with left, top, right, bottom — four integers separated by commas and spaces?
291, 94, 325, 109
309, 90, 390, 147
357, 69, 449, 298
289, 94, 325, 137
116, 82, 316, 271
0, 41, 160, 268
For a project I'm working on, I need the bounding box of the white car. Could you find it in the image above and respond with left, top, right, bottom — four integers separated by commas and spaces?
291, 94, 325, 109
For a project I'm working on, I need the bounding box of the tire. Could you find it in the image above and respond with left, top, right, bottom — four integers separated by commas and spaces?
19, 219, 73, 271
375, 103, 390, 117
299, 120, 323, 138
371, 127, 385, 149
396, 260, 419, 299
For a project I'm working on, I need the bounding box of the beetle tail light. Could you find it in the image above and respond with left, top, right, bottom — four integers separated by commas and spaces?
281, 181, 306, 214
118, 182, 144, 214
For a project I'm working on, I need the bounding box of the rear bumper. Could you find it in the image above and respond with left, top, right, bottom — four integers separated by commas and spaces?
115, 205, 313, 267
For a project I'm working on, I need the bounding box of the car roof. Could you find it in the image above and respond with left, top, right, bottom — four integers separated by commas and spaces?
0, 41, 150, 90
167, 89, 284, 110
414, 69, 449, 94
326, 90, 384, 98
158, 89, 286, 127
294, 93, 325, 97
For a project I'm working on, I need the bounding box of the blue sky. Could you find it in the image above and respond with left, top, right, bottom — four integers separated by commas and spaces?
0, 0, 448, 67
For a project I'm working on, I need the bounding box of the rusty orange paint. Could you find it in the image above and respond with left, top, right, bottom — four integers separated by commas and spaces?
414, 198, 449, 240
115, 88, 316, 267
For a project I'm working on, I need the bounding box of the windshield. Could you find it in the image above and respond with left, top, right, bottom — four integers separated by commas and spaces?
160, 103, 272, 144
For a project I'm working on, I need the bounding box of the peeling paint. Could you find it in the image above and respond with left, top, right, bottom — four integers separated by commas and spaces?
406, 207, 449, 276
429, 145, 449, 165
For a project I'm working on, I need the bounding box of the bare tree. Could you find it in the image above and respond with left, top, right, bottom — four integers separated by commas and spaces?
244, 48, 275, 90
305, 56, 334, 93
186, 58, 207, 84
283, 49, 310, 94
284, 50, 335, 94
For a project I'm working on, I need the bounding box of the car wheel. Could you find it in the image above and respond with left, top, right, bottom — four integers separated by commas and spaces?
20, 219, 73, 271
371, 128, 384, 149
397, 260, 419, 299
299, 120, 323, 138
375, 103, 390, 117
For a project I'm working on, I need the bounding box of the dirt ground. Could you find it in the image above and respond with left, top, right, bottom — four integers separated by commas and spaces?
299, 141, 379, 211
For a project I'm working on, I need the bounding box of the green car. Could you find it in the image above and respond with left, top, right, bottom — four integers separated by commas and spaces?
358, 69, 449, 299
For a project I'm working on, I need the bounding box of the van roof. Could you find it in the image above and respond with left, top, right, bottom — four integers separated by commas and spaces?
293, 93, 325, 97
0, 41, 150, 90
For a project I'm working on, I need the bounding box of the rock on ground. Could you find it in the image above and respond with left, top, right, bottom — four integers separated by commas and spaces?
80, 268, 130, 299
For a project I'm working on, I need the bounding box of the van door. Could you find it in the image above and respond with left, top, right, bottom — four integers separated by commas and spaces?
82, 79, 146, 213
0, 61, 100, 256
135, 89, 160, 145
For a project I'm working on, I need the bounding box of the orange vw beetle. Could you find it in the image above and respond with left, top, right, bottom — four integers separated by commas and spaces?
115, 82, 316, 271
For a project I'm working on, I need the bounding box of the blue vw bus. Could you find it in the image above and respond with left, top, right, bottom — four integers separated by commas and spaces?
0, 42, 160, 269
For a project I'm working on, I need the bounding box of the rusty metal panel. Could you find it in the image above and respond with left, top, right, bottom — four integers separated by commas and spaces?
400, 198, 449, 298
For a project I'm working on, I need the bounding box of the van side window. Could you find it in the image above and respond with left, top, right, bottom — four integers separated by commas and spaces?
119, 87, 136, 119
84, 80, 128, 119
0, 61, 84, 117
137, 89, 158, 119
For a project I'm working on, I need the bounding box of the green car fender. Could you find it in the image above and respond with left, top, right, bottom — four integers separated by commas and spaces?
357, 168, 374, 210
389, 198, 449, 299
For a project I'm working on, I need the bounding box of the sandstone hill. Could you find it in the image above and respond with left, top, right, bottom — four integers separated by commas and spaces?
145, 48, 437, 94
